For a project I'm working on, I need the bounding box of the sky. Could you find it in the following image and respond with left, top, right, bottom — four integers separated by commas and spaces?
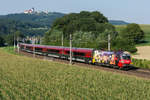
0, 0, 150, 24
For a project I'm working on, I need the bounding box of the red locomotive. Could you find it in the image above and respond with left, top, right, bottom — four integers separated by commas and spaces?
19, 43, 132, 69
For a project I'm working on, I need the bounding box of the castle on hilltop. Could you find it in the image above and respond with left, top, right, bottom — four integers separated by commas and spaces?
24, 8, 49, 14
24, 8, 35, 14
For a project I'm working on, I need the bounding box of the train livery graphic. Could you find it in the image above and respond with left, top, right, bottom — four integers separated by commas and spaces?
19, 43, 132, 69
92, 50, 131, 68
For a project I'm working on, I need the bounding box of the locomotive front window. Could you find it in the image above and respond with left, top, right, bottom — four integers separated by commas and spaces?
122, 55, 131, 60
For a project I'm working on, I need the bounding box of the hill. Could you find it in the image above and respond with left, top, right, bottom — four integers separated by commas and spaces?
0, 12, 131, 46
43, 11, 117, 49
109, 20, 129, 25
0, 12, 129, 37
0, 13, 129, 28
0, 12, 65, 27
0, 12, 65, 36
0, 18, 46, 36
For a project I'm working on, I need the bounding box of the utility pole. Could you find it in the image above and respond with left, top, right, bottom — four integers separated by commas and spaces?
33, 37, 35, 58
70, 34, 72, 65
108, 34, 110, 51
17, 37, 19, 53
62, 33, 64, 47
62, 33, 64, 57
14, 34, 16, 51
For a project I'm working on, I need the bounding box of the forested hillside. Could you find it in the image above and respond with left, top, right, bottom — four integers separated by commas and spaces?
0, 18, 46, 36
0, 12, 65, 36
0, 12, 65, 46
43, 11, 116, 49
0, 12, 65, 27
0, 12, 128, 37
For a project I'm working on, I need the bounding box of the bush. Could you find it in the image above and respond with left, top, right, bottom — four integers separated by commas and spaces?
128, 47, 137, 53
111, 37, 137, 53
120, 23, 145, 44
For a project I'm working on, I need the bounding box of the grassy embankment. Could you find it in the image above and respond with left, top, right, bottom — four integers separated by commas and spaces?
0, 47, 150, 100
2, 46, 20, 55
132, 59, 150, 69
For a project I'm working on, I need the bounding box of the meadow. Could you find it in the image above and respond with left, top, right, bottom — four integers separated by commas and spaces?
0, 48, 150, 100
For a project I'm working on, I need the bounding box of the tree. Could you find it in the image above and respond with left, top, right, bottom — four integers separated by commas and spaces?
91, 11, 108, 23
51, 11, 108, 34
4, 30, 25, 46
5, 34, 14, 46
120, 23, 144, 44
43, 11, 117, 49
111, 36, 137, 53
15, 31, 25, 42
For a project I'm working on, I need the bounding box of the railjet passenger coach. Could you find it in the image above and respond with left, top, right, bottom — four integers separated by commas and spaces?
19, 43, 132, 69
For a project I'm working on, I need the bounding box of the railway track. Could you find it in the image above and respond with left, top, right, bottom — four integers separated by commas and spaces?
18, 50, 150, 80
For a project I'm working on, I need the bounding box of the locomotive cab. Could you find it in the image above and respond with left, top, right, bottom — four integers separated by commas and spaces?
118, 53, 131, 68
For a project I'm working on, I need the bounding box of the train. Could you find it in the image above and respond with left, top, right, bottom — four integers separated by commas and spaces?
19, 43, 132, 69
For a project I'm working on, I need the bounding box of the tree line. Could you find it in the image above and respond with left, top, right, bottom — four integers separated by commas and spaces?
43, 11, 144, 53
